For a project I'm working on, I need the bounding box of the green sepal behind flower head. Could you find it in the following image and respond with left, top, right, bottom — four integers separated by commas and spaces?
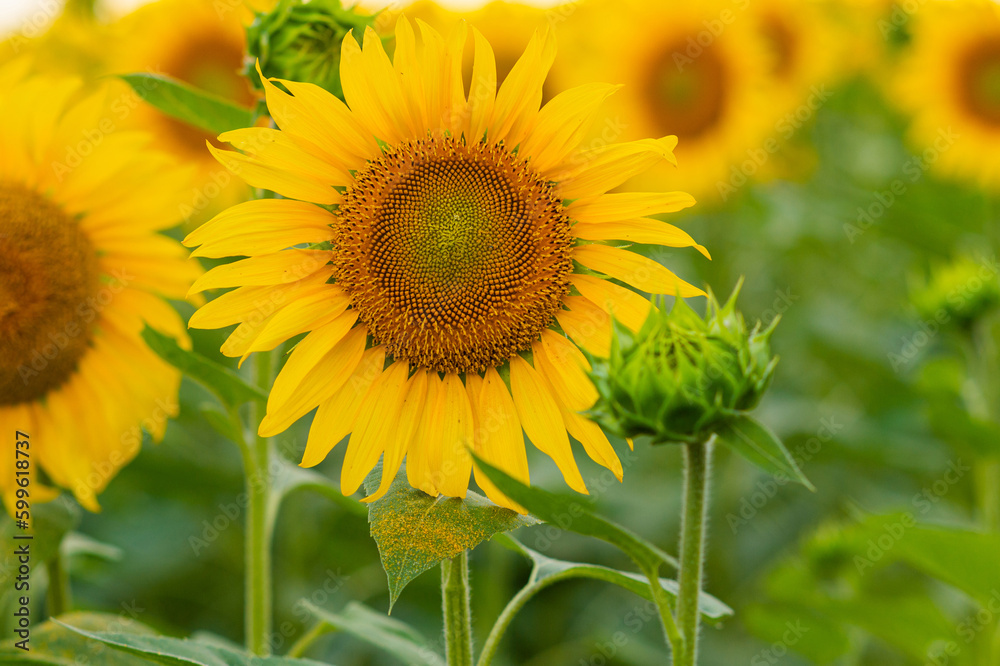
588, 279, 779, 446
244, 0, 384, 98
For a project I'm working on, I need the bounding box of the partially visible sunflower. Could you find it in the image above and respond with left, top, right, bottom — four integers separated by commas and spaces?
184, 19, 708, 510
0, 62, 201, 512
557, 0, 773, 204
894, 1, 1000, 190
749, 0, 843, 116
108, 0, 270, 223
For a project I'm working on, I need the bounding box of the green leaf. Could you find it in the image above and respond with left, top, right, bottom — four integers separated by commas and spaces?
302, 600, 444, 665
0, 611, 158, 665
118, 74, 255, 136
141, 326, 266, 411
495, 535, 732, 624
471, 455, 677, 574
269, 457, 366, 520
864, 517, 1000, 605
364, 462, 538, 610
53, 621, 332, 666
714, 414, 815, 489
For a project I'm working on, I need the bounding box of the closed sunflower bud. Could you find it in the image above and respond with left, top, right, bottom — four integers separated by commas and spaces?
911, 256, 1000, 330
244, 0, 382, 97
589, 281, 778, 445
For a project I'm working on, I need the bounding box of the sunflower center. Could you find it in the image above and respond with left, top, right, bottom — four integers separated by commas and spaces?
761, 14, 796, 80
959, 37, 1000, 127
335, 135, 574, 374
0, 183, 100, 406
645, 40, 728, 140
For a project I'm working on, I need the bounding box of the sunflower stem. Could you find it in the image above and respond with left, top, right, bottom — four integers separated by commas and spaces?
442, 550, 474, 666
45, 549, 71, 618
243, 350, 275, 656
676, 439, 711, 666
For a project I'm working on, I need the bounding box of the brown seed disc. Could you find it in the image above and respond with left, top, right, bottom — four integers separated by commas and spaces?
0, 183, 100, 405
334, 135, 574, 374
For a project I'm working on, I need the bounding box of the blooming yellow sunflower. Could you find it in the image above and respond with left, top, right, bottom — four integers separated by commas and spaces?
184, 19, 707, 510
0, 61, 200, 513
108, 0, 269, 224
894, 0, 1000, 190
556, 0, 773, 204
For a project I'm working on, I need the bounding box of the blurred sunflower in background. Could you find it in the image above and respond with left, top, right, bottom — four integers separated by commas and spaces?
894, 0, 1000, 190
108, 0, 268, 224
184, 19, 708, 511
0, 61, 200, 512
558, 0, 773, 205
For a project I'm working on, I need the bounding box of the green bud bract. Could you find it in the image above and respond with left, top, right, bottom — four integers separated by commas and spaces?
244, 0, 382, 97
588, 281, 778, 445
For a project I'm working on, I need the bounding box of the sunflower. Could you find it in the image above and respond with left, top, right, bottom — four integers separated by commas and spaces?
184, 19, 708, 510
556, 0, 773, 204
749, 0, 843, 115
107, 0, 268, 224
894, 0, 1000, 190
0, 62, 200, 512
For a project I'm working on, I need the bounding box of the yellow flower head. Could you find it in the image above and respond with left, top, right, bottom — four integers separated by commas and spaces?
108, 0, 266, 220
894, 0, 1000, 190
555, 0, 773, 204
0, 62, 201, 512
184, 19, 708, 510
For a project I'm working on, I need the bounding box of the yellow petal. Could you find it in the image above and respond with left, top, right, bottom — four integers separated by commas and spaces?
488, 28, 556, 147
258, 321, 366, 437
573, 244, 705, 297
341, 359, 411, 495
208, 143, 340, 205
568, 192, 696, 224
219, 127, 351, 187
259, 63, 379, 165
433, 373, 474, 498
188, 250, 332, 294
572, 217, 710, 259
471, 367, 529, 512
300, 346, 386, 468
185, 199, 335, 259
408, 370, 443, 496
509, 356, 587, 494
466, 28, 497, 143
522, 83, 620, 174
364, 370, 428, 503
556, 295, 612, 357
244, 286, 353, 358
570, 274, 652, 333
188, 268, 334, 329
393, 16, 428, 129
556, 137, 679, 199
533, 334, 597, 411
341, 28, 412, 142
560, 403, 623, 482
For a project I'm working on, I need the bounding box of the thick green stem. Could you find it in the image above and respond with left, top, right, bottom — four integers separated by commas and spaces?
243, 351, 274, 656
442, 551, 474, 666
45, 550, 71, 617
676, 441, 711, 666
